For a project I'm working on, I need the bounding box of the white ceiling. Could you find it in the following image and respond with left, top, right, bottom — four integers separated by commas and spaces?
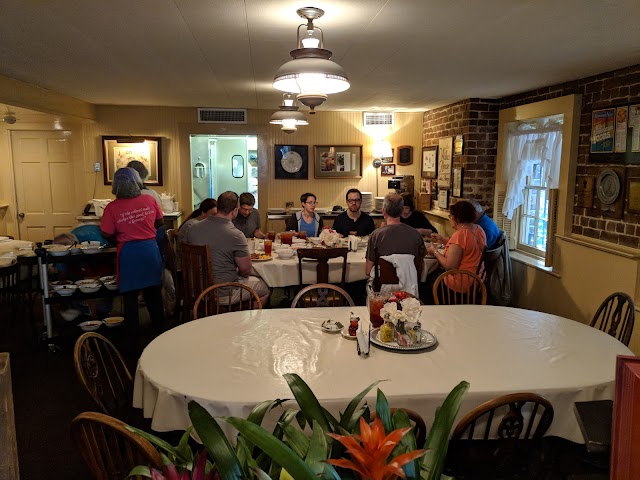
1, 0, 640, 113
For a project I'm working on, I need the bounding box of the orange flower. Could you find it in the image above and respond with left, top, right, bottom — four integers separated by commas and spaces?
327, 417, 426, 480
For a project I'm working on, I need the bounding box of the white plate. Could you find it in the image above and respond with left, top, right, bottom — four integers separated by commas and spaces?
251, 255, 273, 262
341, 329, 357, 340
103, 316, 124, 328
321, 319, 344, 333
79, 320, 102, 332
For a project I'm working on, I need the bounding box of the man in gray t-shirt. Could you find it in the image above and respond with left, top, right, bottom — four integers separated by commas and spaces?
232, 192, 265, 238
185, 191, 269, 305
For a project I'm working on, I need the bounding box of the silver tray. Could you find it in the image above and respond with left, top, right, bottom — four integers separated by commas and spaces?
370, 327, 438, 353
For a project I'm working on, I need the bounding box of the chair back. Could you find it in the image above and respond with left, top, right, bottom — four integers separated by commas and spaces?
164, 229, 181, 317
297, 247, 348, 287
0, 262, 19, 308
432, 269, 487, 305
193, 282, 262, 319
291, 283, 354, 308
74, 333, 133, 418
180, 243, 213, 321
71, 411, 162, 480
372, 249, 422, 293
590, 292, 635, 346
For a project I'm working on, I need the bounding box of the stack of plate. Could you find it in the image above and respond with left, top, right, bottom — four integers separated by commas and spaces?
374, 197, 385, 212
267, 207, 286, 214
360, 192, 373, 213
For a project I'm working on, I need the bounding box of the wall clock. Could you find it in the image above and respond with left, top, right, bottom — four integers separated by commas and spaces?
274, 145, 308, 179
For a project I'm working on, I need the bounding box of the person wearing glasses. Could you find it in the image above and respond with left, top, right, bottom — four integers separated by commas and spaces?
285, 192, 324, 237
332, 188, 376, 237
232, 192, 265, 239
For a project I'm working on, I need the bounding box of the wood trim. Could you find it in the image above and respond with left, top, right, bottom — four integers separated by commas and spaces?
610, 356, 640, 479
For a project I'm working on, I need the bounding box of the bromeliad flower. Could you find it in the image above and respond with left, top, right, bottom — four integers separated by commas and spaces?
148, 449, 219, 480
327, 417, 426, 480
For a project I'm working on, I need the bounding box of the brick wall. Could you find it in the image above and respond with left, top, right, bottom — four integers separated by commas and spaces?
424, 64, 640, 248
422, 99, 499, 214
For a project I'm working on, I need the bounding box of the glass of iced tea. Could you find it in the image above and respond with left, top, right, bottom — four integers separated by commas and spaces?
267, 231, 276, 241
298, 231, 307, 240
280, 232, 294, 245
368, 292, 390, 328
263, 239, 273, 256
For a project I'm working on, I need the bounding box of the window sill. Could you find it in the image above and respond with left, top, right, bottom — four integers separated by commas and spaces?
557, 234, 640, 260
510, 250, 559, 277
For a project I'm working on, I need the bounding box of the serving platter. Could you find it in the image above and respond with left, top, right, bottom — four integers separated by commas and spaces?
251, 255, 272, 262
370, 327, 437, 353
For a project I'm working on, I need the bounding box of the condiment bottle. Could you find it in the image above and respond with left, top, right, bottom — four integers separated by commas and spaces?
348, 312, 359, 336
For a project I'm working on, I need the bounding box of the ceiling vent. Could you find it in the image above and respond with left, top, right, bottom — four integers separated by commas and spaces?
363, 112, 394, 127
197, 108, 247, 124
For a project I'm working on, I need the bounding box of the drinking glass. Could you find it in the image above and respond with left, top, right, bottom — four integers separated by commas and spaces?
368, 292, 390, 328
298, 231, 307, 240
264, 239, 273, 256
281, 232, 293, 245
267, 231, 276, 241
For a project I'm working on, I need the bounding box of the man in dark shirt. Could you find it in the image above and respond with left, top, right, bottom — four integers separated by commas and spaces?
332, 188, 376, 237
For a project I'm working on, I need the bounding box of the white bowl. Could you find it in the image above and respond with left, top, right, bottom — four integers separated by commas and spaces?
81, 241, 101, 247
79, 284, 101, 294
78, 320, 102, 332
48, 247, 69, 257
76, 279, 100, 286
69, 247, 82, 255
292, 238, 306, 245
99, 275, 116, 283
60, 308, 82, 322
308, 236, 321, 245
275, 249, 294, 260
55, 285, 77, 296
81, 246, 101, 255
103, 281, 118, 291
102, 316, 124, 328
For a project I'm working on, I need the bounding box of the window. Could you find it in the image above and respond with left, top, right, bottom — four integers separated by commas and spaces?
518, 162, 549, 255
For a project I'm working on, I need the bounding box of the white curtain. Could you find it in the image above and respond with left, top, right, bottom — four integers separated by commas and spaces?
502, 119, 563, 220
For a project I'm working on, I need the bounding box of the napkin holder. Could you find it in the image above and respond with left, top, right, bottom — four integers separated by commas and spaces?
348, 235, 359, 252
356, 324, 370, 356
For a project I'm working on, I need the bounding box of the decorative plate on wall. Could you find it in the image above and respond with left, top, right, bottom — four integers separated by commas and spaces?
597, 169, 620, 205
275, 145, 308, 179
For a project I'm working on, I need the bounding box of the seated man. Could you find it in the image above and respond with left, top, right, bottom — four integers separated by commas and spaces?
232, 192, 265, 239
186, 191, 269, 307
469, 199, 501, 250
332, 188, 376, 237
365, 193, 425, 295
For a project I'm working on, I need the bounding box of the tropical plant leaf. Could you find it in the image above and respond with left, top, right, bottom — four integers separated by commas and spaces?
247, 399, 288, 426
223, 416, 317, 480
271, 408, 300, 442
176, 427, 194, 466
338, 379, 384, 430
127, 465, 152, 478
305, 421, 328, 467
375, 389, 393, 434
321, 407, 340, 430
283, 373, 330, 433
281, 422, 310, 458
188, 401, 244, 480
343, 405, 369, 433
420, 380, 470, 480
252, 466, 273, 480
392, 408, 419, 480
126, 425, 190, 465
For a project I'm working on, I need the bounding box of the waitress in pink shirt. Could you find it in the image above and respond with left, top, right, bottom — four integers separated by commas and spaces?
100, 167, 165, 352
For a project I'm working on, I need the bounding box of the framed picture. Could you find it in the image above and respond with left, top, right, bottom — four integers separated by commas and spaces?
590, 108, 615, 153
437, 137, 453, 187
382, 149, 394, 164
454, 135, 464, 155
626, 177, 640, 214
437, 189, 449, 209
421, 146, 437, 178
452, 167, 463, 197
381, 164, 396, 176
397, 145, 413, 165
102, 136, 162, 185
314, 145, 362, 178
275, 145, 308, 180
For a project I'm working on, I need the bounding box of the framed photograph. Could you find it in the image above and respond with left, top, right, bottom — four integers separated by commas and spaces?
382, 148, 394, 164
626, 177, 640, 214
102, 136, 162, 185
437, 137, 453, 187
437, 189, 449, 209
314, 145, 362, 178
275, 145, 308, 180
421, 146, 438, 178
452, 167, 463, 197
590, 108, 615, 153
397, 145, 413, 165
454, 135, 464, 155
381, 164, 396, 176
576, 176, 595, 208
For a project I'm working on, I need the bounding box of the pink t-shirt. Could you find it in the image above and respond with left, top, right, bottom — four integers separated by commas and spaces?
100, 195, 162, 243
444, 226, 487, 291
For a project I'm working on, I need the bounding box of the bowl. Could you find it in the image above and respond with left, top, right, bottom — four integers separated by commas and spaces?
103, 280, 118, 291
99, 275, 116, 283
48, 246, 69, 256
78, 283, 101, 294
275, 249, 294, 260
60, 308, 82, 322
308, 236, 321, 245
50, 280, 72, 287
69, 247, 82, 255
76, 279, 100, 286
81, 246, 101, 255
81, 241, 101, 247
78, 320, 102, 332
55, 285, 77, 296
102, 316, 124, 328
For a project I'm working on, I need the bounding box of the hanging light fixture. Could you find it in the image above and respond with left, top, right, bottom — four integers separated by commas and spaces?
273, 7, 350, 114
269, 93, 309, 134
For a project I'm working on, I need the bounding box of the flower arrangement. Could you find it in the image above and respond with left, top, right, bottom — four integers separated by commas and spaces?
128, 374, 470, 480
379, 293, 422, 345
319, 227, 340, 247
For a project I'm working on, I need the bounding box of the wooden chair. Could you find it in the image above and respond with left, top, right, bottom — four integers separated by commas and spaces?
291, 283, 354, 308
297, 247, 348, 288
372, 249, 422, 293
432, 269, 487, 305
180, 243, 213, 323
447, 393, 554, 479
371, 407, 427, 447
74, 333, 133, 420
193, 282, 262, 319
0, 262, 19, 319
71, 411, 162, 480
164, 228, 182, 318
590, 292, 635, 346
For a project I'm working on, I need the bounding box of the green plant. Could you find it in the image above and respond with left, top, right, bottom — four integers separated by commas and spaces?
129, 374, 469, 480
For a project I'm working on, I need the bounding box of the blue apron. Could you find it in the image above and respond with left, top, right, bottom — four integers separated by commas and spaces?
118, 239, 162, 293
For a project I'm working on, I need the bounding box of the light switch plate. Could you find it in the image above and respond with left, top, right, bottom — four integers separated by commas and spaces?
94, 162, 101, 172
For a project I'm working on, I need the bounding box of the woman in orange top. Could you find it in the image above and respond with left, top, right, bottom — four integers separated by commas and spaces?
427, 200, 486, 292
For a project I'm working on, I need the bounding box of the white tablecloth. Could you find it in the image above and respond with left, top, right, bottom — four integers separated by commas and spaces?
133, 306, 631, 442
251, 249, 439, 287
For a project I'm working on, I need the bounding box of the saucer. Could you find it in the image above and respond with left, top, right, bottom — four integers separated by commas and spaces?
341, 329, 357, 340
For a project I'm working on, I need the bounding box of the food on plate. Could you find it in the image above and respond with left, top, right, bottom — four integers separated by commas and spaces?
250, 253, 271, 260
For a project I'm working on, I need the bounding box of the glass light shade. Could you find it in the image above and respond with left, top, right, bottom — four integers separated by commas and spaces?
273, 58, 350, 95
373, 140, 393, 159
269, 109, 308, 126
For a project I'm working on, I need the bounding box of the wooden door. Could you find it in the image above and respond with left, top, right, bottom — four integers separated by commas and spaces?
11, 131, 76, 243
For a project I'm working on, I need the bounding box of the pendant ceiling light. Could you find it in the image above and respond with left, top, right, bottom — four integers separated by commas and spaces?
273, 7, 350, 114
269, 93, 309, 134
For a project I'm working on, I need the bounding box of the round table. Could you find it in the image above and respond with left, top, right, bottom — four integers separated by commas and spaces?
133, 305, 631, 442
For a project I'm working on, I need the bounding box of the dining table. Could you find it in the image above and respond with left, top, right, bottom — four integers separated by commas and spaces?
132, 305, 632, 443
250, 244, 440, 288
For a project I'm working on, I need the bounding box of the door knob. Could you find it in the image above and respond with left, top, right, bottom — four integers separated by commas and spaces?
18, 212, 25, 219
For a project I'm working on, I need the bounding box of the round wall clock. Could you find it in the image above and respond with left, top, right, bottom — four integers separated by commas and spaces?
597, 169, 620, 205
281, 151, 303, 173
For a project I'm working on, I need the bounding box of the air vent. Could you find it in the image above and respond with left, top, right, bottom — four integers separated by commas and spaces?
197, 108, 247, 124
363, 112, 394, 127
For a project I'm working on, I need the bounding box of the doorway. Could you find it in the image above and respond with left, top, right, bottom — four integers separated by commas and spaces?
189, 135, 258, 210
